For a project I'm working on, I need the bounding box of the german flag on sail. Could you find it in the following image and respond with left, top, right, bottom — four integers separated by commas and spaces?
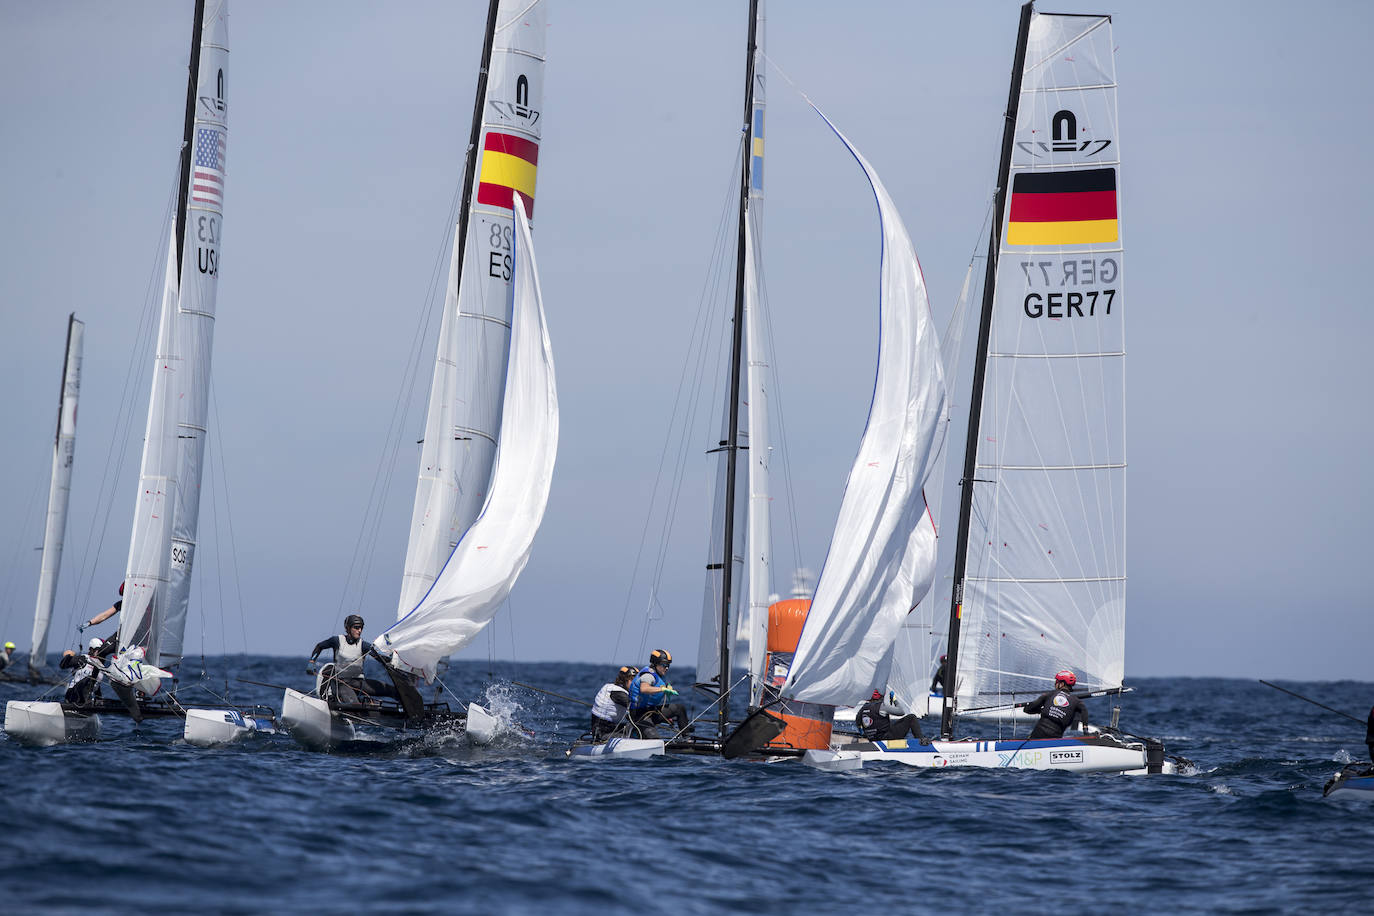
476, 131, 538, 218
1007, 168, 1117, 245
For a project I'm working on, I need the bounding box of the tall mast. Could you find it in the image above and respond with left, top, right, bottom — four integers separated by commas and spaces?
454, 0, 503, 286
940, 1, 1033, 740
173, 0, 206, 281
715, 0, 761, 740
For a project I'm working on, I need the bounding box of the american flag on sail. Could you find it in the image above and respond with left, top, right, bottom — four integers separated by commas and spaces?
191, 127, 226, 207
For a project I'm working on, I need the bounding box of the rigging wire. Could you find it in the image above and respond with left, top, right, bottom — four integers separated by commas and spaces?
610, 141, 743, 667
331, 172, 466, 630
69, 173, 181, 642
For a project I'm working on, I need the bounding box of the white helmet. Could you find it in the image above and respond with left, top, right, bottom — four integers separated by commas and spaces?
88, 637, 104, 652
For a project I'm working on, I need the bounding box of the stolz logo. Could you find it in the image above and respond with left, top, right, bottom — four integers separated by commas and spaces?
1018, 109, 1112, 158
1050, 749, 1084, 764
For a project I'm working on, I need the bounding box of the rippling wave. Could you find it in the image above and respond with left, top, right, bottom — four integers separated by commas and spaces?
3, 661, 1370, 913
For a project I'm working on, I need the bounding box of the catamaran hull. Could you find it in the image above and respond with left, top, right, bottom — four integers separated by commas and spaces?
183, 707, 275, 747
811, 736, 1172, 775
567, 737, 666, 760
281, 688, 354, 750
465, 702, 499, 746
3, 700, 100, 746
1324, 765, 1374, 798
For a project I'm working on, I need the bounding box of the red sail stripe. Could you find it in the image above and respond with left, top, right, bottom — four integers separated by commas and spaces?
483, 131, 539, 165
1009, 189, 1116, 223
477, 183, 534, 218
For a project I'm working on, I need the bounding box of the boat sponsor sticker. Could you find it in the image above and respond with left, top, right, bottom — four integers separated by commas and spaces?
1050, 749, 1084, 765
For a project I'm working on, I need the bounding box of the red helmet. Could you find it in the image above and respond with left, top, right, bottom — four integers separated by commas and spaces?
1055, 669, 1077, 688
118, 581, 125, 596
871, 690, 883, 700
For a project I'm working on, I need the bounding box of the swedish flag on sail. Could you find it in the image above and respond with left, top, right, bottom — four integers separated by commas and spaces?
749, 109, 765, 196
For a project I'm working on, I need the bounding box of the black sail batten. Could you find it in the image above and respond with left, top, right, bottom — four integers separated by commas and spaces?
714, 0, 761, 741
173, 0, 207, 282
54, 313, 77, 449
939, 1, 1034, 740
453, 0, 503, 292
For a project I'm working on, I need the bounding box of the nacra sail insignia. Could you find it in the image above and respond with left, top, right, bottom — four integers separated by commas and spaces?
281, 0, 555, 752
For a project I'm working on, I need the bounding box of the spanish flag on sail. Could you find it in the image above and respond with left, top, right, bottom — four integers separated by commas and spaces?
1007, 167, 1117, 245
476, 131, 538, 218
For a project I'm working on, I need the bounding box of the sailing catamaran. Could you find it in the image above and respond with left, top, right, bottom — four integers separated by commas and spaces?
3, 0, 258, 747
809, 3, 1175, 774
8, 315, 85, 685
574, 0, 949, 761
281, 0, 555, 751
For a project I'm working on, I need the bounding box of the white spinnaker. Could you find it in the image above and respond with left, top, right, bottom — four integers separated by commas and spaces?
118, 226, 183, 660
954, 12, 1125, 709
398, 0, 547, 619
30, 315, 84, 668
886, 265, 974, 710
380, 195, 557, 680
783, 112, 947, 705
162, 0, 230, 666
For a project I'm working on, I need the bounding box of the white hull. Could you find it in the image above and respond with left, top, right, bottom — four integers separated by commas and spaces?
281, 688, 354, 750
567, 737, 666, 760
4, 700, 100, 746
182, 707, 275, 747
465, 702, 499, 746
814, 735, 1172, 775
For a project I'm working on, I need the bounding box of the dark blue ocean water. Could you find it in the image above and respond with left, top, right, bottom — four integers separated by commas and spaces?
2, 660, 1370, 914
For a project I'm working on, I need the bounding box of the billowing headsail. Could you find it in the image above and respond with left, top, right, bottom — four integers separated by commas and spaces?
398, 0, 547, 619
950, 10, 1124, 712
161, 0, 230, 666
118, 228, 183, 659
695, 0, 771, 704
885, 265, 974, 711
782, 111, 948, 705
379, 196, 557, 680
29, 315, 84, 671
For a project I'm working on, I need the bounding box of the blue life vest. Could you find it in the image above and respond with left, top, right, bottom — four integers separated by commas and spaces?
628, 666, 666, 711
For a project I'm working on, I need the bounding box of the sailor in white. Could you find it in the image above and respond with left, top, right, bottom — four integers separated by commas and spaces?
308, 614, 397, 701
589, 665, 635, 739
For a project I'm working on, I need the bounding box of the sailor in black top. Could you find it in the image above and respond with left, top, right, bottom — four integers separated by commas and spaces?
1023, 669, 1088, 739
856, 690, 926, 742
930, 654, 947, 695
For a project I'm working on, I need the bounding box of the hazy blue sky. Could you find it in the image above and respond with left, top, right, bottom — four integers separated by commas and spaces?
1, 1, 1369, 680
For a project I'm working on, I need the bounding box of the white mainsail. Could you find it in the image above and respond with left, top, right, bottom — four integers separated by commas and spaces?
118, 227, 183, 660
782, 112, 948, 706
162, 0, 230, 666
29, 315, 85, 670
695, 0, 772, 703
397, 0, 547, 620
379, 196, 557, 680
952, 10, 1125, 710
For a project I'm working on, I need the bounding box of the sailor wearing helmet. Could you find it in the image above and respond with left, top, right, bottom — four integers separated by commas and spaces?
58, 637, 115, 705
1023, 669, 1089, 739
308, 614, 398, 702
